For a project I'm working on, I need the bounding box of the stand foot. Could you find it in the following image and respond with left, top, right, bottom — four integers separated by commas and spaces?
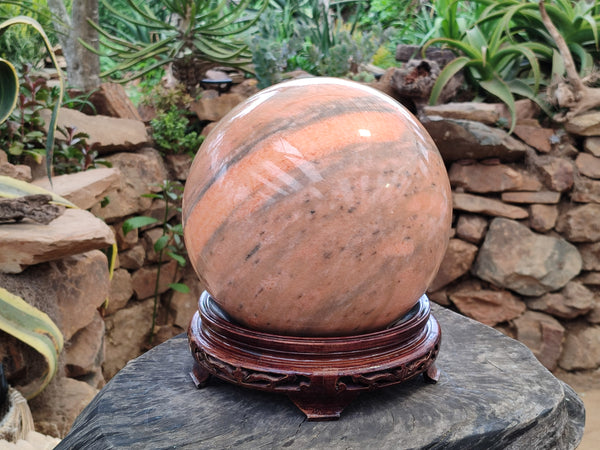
424, 363, 440, 383
189, 362, 211, 389
288, 392, 359, 421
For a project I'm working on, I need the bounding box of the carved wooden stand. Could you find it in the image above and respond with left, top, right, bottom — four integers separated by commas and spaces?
188, 291, 441, 421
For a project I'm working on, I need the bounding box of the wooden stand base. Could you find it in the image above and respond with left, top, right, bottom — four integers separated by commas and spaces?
188, 292, 441, 420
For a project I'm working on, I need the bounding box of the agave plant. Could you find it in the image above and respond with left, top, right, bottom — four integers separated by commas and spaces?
423, 20, 545, 132
84, 0, 268, 92
475, 0, 600, 76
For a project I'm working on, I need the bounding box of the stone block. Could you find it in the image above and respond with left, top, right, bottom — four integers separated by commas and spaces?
449, 287, 526, 326
579, 242, 600, 271
527, 281, 595, 319
513, 310, 565, 370
449, 162, 542, 193
423, 117, 531, 162
191, 93, 247, 122
90, 148, 168, 223
142, 227, 166, 263
33, 168, 120, 210
576, 152, 600, 179
559, 322, 600, 370
119, 244, 145, 270
529, 204, 558, 232
169, 271, 205, 329
29, 376, 98, 438
429, 238, 478, 291
103, 298, 154, 380
41, 107, 149, 153
530, 154, 574, 192
0, 208, 114, 273
65, 310, 105, 378
513, 123, 555, 153
571, 176, 600, 203
501, 191, 561, 204
106, 268, 134, 315
473, 218, 581, 296
131, 259, 180, 300
165, 153, 193, 181
455, 214, 488, 244
89, 82, 143, 120
584, 136, 600, 156
452, 192, 529, 219
565, 111, 600, 136
556, 203, 600, 242
113, 220, 138, 251
423, 102, 500, 125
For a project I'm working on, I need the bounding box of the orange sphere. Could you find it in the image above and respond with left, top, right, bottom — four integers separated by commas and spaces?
183, 77, 452, 336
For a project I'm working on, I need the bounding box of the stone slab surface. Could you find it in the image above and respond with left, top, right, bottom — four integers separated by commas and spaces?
57, 305, 584, 450
0, 208, 115, 273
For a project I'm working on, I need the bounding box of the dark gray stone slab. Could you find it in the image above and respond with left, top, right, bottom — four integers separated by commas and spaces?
57, 305, 584, 449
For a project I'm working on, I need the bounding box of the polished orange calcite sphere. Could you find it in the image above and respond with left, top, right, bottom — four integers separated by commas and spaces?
183, 77, 452, 336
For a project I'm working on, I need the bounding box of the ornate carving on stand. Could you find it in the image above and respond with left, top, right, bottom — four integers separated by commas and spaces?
188, 292, 441, 420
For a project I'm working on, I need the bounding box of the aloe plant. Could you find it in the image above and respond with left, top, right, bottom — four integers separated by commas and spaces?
475, 0, 600, 76
83, 0, 268, 92
425, 23, 547, 132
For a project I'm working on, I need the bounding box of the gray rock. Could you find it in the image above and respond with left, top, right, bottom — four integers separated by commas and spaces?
473, 218, 582, 296
58, 305, 585, 449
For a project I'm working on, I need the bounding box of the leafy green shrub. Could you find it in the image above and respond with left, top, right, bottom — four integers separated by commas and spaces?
53, 126, 111, 175
150, 107, 204, 155
0, 1, 60, 69
248, 0, 387, 86
122, 180, 188, 344
0, 65, 51, 165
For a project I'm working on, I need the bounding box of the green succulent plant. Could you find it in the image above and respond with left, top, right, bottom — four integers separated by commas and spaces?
83, 0, 268, 92
476, 0, 599, 75
424, 24, 545, 133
